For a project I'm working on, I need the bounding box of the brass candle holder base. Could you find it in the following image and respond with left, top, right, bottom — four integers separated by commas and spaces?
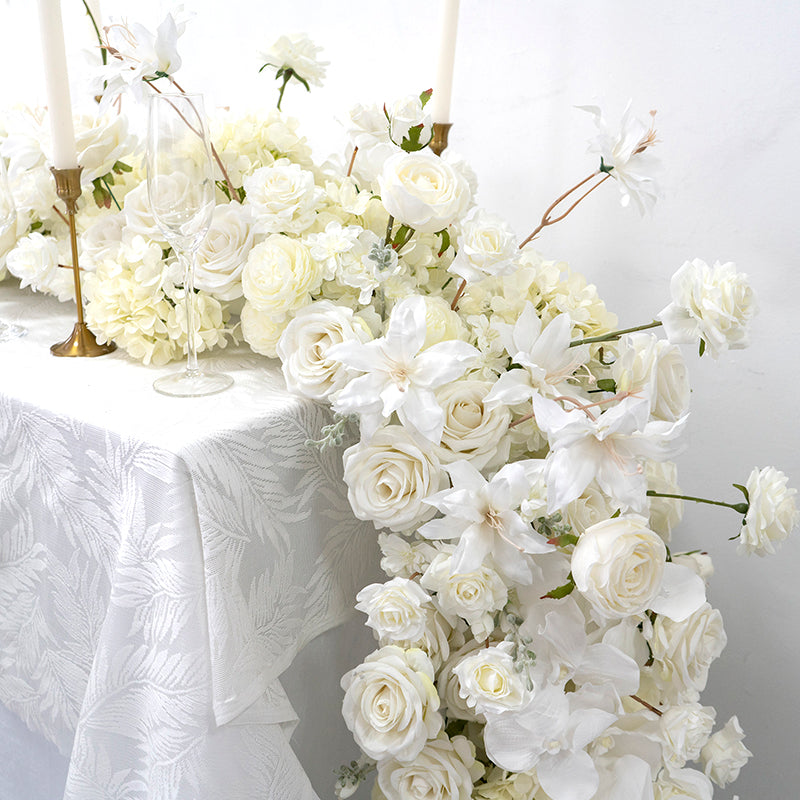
430, 122, 452, 156
50, 166, 116, 357
51, 323, 116, 357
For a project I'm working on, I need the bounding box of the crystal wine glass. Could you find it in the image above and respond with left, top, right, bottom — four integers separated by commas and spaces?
0, 155, 25, 342
146, 92, 232, 396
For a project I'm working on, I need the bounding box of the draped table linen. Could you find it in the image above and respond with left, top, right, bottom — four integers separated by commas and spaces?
0, 286, 379, 799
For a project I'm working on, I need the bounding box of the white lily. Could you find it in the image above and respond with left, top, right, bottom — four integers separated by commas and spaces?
329, 295, 479, 442
531, 393, 687, 513
418, 459, 553, 584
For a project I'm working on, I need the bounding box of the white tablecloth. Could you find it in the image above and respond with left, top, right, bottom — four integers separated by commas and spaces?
0, 286, 380, 799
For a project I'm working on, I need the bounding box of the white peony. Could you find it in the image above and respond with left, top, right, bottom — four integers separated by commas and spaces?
421, 552, 508, 642
355, 578, 432, 644
242, 234, 321, 315
435, 379, 512, 470
700, 716, 752, 787
340, 645, 442, 763
239, 301, 288, 358
658, 258, 756, 358
453, 642, 528, 715
342, 425, 446, 532
377, 734, 482, 800
378, 150, 471, 234
244, 159, 321, 235
738, 466, 799, 556
659, 703, 716, 768
193, 202, 254, 301
276, 300, 372, 400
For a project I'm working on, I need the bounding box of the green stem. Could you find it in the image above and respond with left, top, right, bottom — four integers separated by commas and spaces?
276, 72, 292, 110
646, 490, 748, 515
570, 320, 662, 348
102, 177, 121, 210
81, 0, 106, 65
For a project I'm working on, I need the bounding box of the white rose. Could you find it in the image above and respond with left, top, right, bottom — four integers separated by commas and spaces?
391, 607, 455, 672
571, 515, 666, 619
378, 533, 438, 579
387, 94, 432, 148
449, 208, 518, 283
5, 232, 74, 302
421, 552, 507, 642
700, 716, 752, 787
276, 300, 371, 400
658, 259, 756, 358
259, 33, 328, 86
242, 234, 321, 315
356, 578, 432, 643
434, 379, 512, 471
121, 181, 168, 244
612, 333, 690, 422
75, 112, 136, 183
654, 767, 714, 800
377, 735, 482, 800
646, 603, 727, 703
453, 641, 528, 715
378, 150, 471, 234
240, 301, 288, 358
340, 645, 442, 763
563, 482, 619, 533
193, 202, 254, 300
437, 641, 484, 722
738, 466, 799, 556
243, 159, 320, 235
646, 461, 684, 542
473, 766, 541, 800
659, 703, 716, 768
342, 426, 446, 532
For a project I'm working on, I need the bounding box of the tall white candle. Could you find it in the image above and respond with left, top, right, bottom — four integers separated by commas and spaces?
37, 0, 79, 169
430, 0, 460, 124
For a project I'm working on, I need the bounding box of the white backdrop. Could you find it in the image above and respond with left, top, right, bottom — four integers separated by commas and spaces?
1, 2, 799, 798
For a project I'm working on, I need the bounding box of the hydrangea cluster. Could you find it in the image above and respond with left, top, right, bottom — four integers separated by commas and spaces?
1, 13, 796, 800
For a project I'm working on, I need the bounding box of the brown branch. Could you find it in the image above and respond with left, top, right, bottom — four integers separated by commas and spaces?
450, 278, 466, 311
631, 694, 663, 717
346, 146, 358, 178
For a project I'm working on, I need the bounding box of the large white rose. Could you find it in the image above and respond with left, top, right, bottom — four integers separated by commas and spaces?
243, 159, 320, 235
74, 112, 136, 184
653, 767, 713, 800
193, 202, 254, 300
453, 641, 528, 715
242, 234, 321, 315
276, 300, 371, 400
435, 379, 512, 470
377, 734, 483, 800
340, 645, 442, 763
658, 258, 756, 358
646, 603, 727, 703
421, 552, 507, 642
700, 715, 752, 787
355, 578, 432, 643
378, 150, 471, 234
5, 232, 74, 302
659, 703, 716, 768
342, 425, 446, 532
571, 515, 667, 619
612, 332, 690, 422
738, 466, 799, 556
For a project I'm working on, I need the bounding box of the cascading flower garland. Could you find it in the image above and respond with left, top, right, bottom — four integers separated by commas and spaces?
0, 8, 797, 800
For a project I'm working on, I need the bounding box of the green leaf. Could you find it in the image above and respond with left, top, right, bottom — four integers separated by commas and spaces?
400, 123, 428, 152
112, 160, 133, 174
215, 179, 232, 202
596, 378, 617, 393
419, 88, 433, 108
437, 228, 451, 256
610, 508, 621, 518
549, 532, 579, 548
699, 338, 706, 357
599, 157, 615, 174
542, 574, 576, 600
732, 483, 750, 502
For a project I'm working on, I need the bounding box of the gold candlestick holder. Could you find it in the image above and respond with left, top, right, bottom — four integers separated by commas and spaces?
50, 166, 116, 357
430, 122, 452, 156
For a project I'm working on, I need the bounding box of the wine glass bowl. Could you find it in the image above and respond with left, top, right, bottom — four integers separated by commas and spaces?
146, 93, 232, 397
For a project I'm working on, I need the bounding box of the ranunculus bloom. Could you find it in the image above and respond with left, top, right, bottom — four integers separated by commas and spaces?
378, 150, 471, 234
658, 258, 756, 358
700, 716, 752, 787
738, 466, 799, 556
340, 645, 442, 763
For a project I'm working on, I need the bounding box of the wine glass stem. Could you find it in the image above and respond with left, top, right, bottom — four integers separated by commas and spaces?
183, 247, 199, 376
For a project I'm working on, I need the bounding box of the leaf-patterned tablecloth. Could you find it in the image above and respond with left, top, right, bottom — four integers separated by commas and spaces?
0, 287, 379, 800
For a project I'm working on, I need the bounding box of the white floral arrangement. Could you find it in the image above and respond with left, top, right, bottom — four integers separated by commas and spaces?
1, 8, 798, 800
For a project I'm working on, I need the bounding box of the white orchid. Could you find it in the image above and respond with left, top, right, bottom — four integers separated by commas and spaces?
419, 459, 553, 584
580, 102, 661, 214
329, 295, 479, 442
531, 393, 687, 513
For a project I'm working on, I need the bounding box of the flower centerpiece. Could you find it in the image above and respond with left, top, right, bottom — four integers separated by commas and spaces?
0, 8, 796, 800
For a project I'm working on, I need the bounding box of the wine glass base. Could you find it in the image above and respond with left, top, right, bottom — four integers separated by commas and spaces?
153, 369, 233, 398
0, 322, 26, 343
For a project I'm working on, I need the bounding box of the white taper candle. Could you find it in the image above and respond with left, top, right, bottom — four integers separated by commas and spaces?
37, 0, 79, 169
430, 0, 460, 124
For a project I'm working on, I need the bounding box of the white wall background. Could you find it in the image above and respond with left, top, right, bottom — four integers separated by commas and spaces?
2, 2, 799, 798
